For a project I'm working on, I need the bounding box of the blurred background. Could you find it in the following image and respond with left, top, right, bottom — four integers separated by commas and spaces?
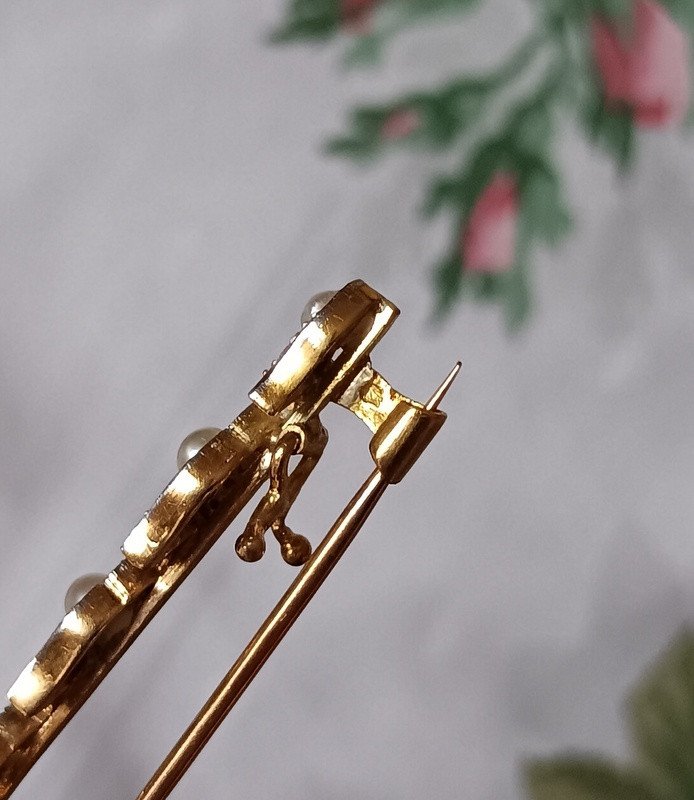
0, 1, 693, 798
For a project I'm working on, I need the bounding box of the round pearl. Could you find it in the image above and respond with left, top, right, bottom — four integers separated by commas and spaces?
301, 290, 336, 325
64, 572, 106, 613
176, 427, 222, 470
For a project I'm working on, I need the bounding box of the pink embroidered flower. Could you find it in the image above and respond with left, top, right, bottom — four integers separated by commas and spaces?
461, 172, 519, 274
591, 0, 690, 127
380, 108, 421, 140
341, 0, 378, 33
591, 17, 631, 103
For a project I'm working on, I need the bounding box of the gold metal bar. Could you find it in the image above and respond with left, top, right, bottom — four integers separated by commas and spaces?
0, 281, 458, 800
136, 468, 387, 800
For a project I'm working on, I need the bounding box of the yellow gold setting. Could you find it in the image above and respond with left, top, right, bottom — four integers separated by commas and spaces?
0, 279, 459, 799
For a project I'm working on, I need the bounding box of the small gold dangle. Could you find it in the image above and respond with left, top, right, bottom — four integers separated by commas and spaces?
235, 418, 328, 565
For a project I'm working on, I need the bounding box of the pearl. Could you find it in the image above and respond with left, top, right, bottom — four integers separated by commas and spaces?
300, 290, 336, 325
64, 573, 106, 613
176, 427, 222, 470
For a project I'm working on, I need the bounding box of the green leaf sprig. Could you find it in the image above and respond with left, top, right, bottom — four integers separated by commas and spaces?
526, 629, 694, 800
273, 0, 693, 328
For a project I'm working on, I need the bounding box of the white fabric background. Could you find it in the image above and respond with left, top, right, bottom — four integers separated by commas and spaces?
1, 2, 693, 798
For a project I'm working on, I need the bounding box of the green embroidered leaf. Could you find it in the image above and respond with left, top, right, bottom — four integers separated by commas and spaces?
383, 0, 484, 29
500, 198, 534, 332
344, 0, 485, 63
520, 164, 572, 247
581, 86, 635, 172
627, 628, 694, 800
433, 254, 529, 328
424, 174, 471, 215
326, 105, 389, 158
271, 0, 340, 42
343, 32, 385, 66
424, 138, 511, 216
587, 0, 633, 20
658, 0, 694, 30
398, 0, 481, 13
513, 104, 554, 158
503, 266, 531, 332
433, 253, 463, 318
327, 80, 489, 160
542, 0, 633, 24
525, 757, 655, 800
325, 136, 376, 158
446, 79, 488, 126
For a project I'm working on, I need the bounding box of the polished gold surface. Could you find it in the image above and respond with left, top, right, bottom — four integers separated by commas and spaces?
0, 279, 458, 798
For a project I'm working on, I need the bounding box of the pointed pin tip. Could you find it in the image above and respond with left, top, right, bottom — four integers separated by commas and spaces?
425, 361, 462, 411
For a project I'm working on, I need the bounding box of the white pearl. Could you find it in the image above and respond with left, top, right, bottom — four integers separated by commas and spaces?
176, 427, 222, 470
64, 573, 106, 613
301, 290, 336, 325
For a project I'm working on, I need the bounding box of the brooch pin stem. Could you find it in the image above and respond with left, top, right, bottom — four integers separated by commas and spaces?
136, 363, 460, 800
